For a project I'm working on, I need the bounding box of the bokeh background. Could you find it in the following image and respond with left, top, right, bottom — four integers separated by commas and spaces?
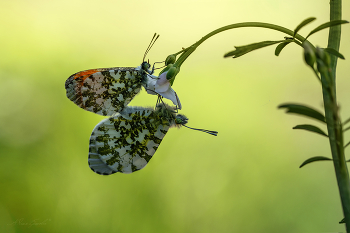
1, 0, 350, 232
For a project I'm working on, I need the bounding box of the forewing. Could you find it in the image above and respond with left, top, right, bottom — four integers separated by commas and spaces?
65, 67, 144, 116
88, 107, 171, 174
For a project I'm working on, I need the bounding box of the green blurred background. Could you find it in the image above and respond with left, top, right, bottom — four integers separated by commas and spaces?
1, 0, 350, 232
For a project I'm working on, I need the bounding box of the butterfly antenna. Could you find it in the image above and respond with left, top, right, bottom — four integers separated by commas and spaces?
152, 61, 165, 71
183, 125, 218, 136
143, 33, 160, 62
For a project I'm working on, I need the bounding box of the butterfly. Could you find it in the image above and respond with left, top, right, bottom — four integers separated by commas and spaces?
65, 35, 216, 175
88, 103, 185, 174
65, 34, 180, 116
88, 103, 218, 174
65, 63, 152, 116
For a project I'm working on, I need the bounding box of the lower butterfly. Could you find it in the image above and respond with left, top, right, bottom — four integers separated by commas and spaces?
88, 103, 217, 175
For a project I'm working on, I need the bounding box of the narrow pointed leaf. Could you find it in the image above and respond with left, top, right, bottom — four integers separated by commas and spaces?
275, 42, 291, 56
293, 124, 328, 137
278, 104, 326, 123
344, 141, 350, 149
339, 218, 345, 224
342, 117, 350, 126
224, 40, 284, 58
306, 20, 349, 39
293, 17, 316, 37
343, 126, 350, 133
324, 48, 345, 59
299, 156, 332, 168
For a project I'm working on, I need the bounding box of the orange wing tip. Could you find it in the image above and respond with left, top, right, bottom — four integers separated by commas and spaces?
73, 69, 99, 80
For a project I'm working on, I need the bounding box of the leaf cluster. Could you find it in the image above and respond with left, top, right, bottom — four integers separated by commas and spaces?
223, 18, 350, 170
223, 18, 348, 59
278, 103, 350, 168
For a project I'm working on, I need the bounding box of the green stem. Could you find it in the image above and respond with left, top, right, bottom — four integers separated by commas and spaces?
171, 22, 308, 71
323, 0, 350, 231
321, 74, 349, 231
328, 0, 342, 84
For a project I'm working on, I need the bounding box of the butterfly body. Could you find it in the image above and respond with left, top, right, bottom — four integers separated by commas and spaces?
65, 62, 154, 116
88, 103, 186, 174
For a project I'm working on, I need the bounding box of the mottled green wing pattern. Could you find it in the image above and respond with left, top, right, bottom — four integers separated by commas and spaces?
65, 67, 146, 116
88, 106, 174, 174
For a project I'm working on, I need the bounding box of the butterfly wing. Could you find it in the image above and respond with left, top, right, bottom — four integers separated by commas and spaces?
65, 67, 146, 116
88, 107, 171, 174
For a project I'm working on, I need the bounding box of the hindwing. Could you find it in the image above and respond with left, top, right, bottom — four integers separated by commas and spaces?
88, 106, 173, 174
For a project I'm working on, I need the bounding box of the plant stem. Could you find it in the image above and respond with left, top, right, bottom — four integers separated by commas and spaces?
328, 0, 342, 84
172, 22, 308, 71
323, 0, 350, 231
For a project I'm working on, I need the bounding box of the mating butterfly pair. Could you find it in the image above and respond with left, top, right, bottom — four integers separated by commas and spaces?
65, 34, 217, 175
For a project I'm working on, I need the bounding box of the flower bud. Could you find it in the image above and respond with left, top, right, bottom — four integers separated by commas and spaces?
302, 42, 316, 68
316, 46, 332, 69
161, 63, 173, 74
165, 54, 176, 65
315, 47, 324, 59
166, 66, 178, 80
316, 59, 323, 72
323, 51, 331, 67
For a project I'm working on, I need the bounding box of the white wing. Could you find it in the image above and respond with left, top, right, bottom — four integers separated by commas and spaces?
88, 106, 171, 174
65, 67, 145, 116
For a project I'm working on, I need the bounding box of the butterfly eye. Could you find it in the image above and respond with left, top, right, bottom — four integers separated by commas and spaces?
175, 118, 182, 124
175, 114, 188, 125
141, 61, 151, 71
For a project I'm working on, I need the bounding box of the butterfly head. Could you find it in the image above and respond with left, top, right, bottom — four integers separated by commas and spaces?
174, 112, 218, 135
141, 61, 152, 72
175, 114, 188, 126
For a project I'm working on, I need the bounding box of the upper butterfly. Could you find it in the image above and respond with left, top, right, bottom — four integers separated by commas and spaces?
65, 62, 153, 116
65, 34, 180, 116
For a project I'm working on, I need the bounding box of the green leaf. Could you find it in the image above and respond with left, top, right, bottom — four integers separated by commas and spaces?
306, 20, 349, 39
344, 141, 350, 149
299, 156, 332, 168
278, 104, 326, 123
275, 42, 291, 56
342, 117, 350, 126
293, 17, 316, 37
343, 126, 350, 133
293, 124, 328, 137
224, 40, 284, 58
324, 48, 345, 59
339, 218, 345, 224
